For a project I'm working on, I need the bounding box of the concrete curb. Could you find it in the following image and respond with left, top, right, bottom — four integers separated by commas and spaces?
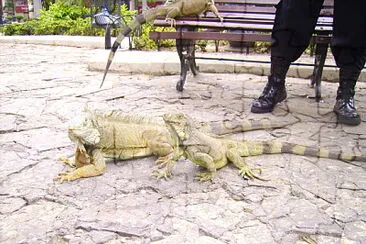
1, 35, 365, 82
88, 50, 345, 82
0, 35, 130, 49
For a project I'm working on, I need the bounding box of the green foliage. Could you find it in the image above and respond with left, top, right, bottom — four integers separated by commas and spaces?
254, 41, 270, 53
4, 0, 14, 8
0, 0, 174, 51
38, 1, 89, 21
0, 21, 37, 35
15, 15, 25, 21
133, 25, 175, 50
196, 40, 208, 52
60, 0, 85, 7
0, 1, 93, 35
132, 24, 157, 50
121, 4, 137, 19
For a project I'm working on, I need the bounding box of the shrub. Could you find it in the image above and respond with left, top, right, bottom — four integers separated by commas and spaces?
38, 1, 89, 21
0, 20, 37, 35
133, 25, 175, 50
0, 1, 91, 35
0, 2, 175, 51
15, 15, 25, 21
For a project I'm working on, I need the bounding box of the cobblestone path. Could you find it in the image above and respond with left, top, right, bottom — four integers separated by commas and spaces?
1, 43, 366, 243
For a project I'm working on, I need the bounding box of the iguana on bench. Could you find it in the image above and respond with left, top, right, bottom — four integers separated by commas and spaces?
162, 113, 366, 181
56, 110, 296, 182
99, 0, 223, 88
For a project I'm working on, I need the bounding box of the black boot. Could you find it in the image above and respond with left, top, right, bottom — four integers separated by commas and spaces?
333, 68, 361, 125
251, 57, 290, 113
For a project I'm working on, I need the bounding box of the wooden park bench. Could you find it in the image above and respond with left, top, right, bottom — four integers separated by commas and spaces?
149, 0, 335, 101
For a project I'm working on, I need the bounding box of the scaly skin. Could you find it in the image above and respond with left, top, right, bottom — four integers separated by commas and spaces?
163, 113, 366, 181
56, 110, 297, 182
57, 111, 181, 182
100, 0, 223, 88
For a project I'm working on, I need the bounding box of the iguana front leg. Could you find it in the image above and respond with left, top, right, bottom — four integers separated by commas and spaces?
226, 148, 267, 181
185, 148, 217, 181
194, 153, 217, 181
59, 146, 91, 168
143, 130, 182, 178
58, 157, 76, 167
56, 149, 106, 182
207, 1, 224, 22
152, 158, 177, 179
59, 143, 90, 168
165, 7, 180, 27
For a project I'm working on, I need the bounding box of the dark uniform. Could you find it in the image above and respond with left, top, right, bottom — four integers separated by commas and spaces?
251, 0, 366, 125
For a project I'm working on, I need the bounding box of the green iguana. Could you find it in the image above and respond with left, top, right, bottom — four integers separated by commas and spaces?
99, 0, 223, 88
162, 113, 366, 181
56, 110, 296, 182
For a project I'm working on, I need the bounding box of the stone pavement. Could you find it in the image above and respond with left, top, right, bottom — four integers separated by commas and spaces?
0, 39, 366, 244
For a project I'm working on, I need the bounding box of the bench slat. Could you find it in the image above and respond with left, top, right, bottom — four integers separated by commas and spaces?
214, 0, 333, 7
153, 19, 333, 32
214, 0, 279, 5
215, 5, 333, 16
150, 31, 273, 42
216, 5, 276, 13
204, 12, 333, 25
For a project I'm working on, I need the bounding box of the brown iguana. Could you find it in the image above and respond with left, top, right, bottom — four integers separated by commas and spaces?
162, 113, 366, 181
99, 0, 223, 88
56, 110, 297, 182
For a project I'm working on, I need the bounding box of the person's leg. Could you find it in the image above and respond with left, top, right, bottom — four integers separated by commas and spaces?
251, 0, 324, 113
331, 0, 366, 125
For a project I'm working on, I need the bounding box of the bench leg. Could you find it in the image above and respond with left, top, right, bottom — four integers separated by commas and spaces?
175, 27, 199, 91
311, 43, 328, 102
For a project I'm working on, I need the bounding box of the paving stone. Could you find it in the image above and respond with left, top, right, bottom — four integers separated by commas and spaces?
0, 42, 365, 244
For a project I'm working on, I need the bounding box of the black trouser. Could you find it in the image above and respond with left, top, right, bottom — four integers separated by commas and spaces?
271, 0, 366, 70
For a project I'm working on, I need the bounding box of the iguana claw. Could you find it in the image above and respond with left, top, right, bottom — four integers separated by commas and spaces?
195, 172, 215, 182
238, 167, 269, 181
155, 158, 170, 167
55, 169, 82, 183
152, 168, 172, 180
54, 171, 73, 183
165, 18, 176, 27
58, 157, 76, 167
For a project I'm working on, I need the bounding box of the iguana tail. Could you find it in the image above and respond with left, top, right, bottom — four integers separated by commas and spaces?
100, 6, 171, 88
207, 118, 298, 135
238, 140, 366, 162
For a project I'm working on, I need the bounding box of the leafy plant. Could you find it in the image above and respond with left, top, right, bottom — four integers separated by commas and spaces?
38, 1, 89, 21
0, 21, 37, 35
0, 1, 92, 35
120, 3, 137, 18
15, 15, 25, 21
133, 24, 175, 50
0, 1, 174, 51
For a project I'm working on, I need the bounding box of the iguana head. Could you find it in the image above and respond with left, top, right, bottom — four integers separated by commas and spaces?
163, 113, 193, 142
68, 115, 101, 145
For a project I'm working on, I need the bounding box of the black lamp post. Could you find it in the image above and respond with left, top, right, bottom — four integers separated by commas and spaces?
0, 0, 3, 25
